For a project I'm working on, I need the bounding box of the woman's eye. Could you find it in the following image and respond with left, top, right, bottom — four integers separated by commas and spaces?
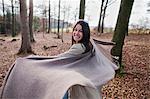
73, 29, 82, 32
74, 29, 77, 31
79, 30, 83, 32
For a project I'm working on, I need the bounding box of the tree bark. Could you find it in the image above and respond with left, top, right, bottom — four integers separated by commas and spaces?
6, 9, 11, 32
2, 0, 6, 33
48, 0, 51, 33
97, 0, 104, 33
53, 6, 56, 33
29, 0, 35, 42
61, 6, 66, 42
111, 0, 134, 64
101, 0, 109, 33
11, 0, 16, 37
57, 0, 61, 38
45, 8, 47, 33
79, 0, 85, 19
66, 6, 70, 33
61, 19, 64, 42
18, 0, 32, 54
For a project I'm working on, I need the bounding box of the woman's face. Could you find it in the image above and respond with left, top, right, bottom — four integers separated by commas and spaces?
72, 24, 83, 43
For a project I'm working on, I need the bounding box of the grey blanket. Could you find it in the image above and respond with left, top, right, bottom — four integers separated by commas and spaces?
0, 39, 118, 99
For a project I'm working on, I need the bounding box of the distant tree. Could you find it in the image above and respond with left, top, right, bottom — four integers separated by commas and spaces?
11, 0, 16, 37
79, 0, 85, 19
101, 0, 109, 33
98, 0, 116, 33
61, 3, 67, 42
130, 17, 150, 34
6, 9, 11, 33
111, 0, 134, 65
14, 0, 20, 34
66, 5, 71, 33
147, 1, 150, 12
33, 16, 40, 31
18, 0, 32, 54
98, 0, 104, 33
57, 0, 61, 38
47, 0, 51, 33
42, 8, 47, 37
29, 0, 35, 42
53, 3, 57, 33
73, 7, 79, 22
2, 0, 6, 33
44, 7, 47, 32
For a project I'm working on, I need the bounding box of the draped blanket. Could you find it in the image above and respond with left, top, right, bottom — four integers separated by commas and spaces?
0, 39, 118, 99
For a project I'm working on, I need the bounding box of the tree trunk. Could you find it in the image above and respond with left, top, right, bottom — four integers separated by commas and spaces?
2, 0, 6, 33
79, 0, 85, 19
11, 0, 16, 37
6, 9, 11, 33
61, 12, 65, 42
53, 6, 56, 33
18, 0, 32, 54
101, 0, 109, 33
29, 0, 35, 42
48, 0, 51, 33
66, 6, 70, 33
111, 0, 134, 65
61, 5, 66, 42
57, 0, 61, 38
45, 8, 47, 33
61, 19, 64, 42
54, 19, 56, 33
97, 0, 104, 33
42, 18, 45, 37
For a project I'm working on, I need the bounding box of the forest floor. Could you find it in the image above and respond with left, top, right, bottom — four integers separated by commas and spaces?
0, 32, 149, 99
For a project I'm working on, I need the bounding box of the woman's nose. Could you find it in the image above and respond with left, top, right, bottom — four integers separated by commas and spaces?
75, 31, 79, 34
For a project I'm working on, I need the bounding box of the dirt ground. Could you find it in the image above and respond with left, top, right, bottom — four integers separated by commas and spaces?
0, 32, 149, 99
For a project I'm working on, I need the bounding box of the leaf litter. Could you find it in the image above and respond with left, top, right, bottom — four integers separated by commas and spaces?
0, 33, 149, 99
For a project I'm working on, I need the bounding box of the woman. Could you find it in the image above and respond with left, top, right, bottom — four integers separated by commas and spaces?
1, 20, 118, 99
58, 20, 92, 58
62, 20, 92, 99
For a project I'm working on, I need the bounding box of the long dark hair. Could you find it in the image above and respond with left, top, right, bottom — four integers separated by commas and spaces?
72, 20, 91, 53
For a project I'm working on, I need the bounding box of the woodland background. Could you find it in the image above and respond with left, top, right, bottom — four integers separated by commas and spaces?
0, 0, 150, 98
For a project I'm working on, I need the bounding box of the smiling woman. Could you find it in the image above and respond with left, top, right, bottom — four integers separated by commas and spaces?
0, 20, 118, 99
72, 24, 83, 43
58, 20, 91, 58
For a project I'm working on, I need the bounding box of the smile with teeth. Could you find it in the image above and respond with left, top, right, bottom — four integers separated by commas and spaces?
74, 34, 81, 39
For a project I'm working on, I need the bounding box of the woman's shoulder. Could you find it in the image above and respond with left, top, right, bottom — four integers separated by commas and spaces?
71, 43, 86, 50
57, 43, 86, 57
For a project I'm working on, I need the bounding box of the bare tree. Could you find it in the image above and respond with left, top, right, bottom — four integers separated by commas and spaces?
6, 9, 11, 33
53, 3, 57, 33
47, 0, 51, 33
18, 0, 32, 54
2, 0, 6, 33
57, 0, 61, 38
79, 0, 85, 19
66, 5, 71, 33
101, 0, 109, 33
147, 1, 150, 12
111, 0, 134, 66
61, 3, 67, 42
45, 7, 47, 33
98, 0, 116, 33
131, 17, 150, 34
73, 7, 79, 22
42, 7, 47, 37
11, 0, 16, 37
97, 0, 104, 33
29, 0, 35, 42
